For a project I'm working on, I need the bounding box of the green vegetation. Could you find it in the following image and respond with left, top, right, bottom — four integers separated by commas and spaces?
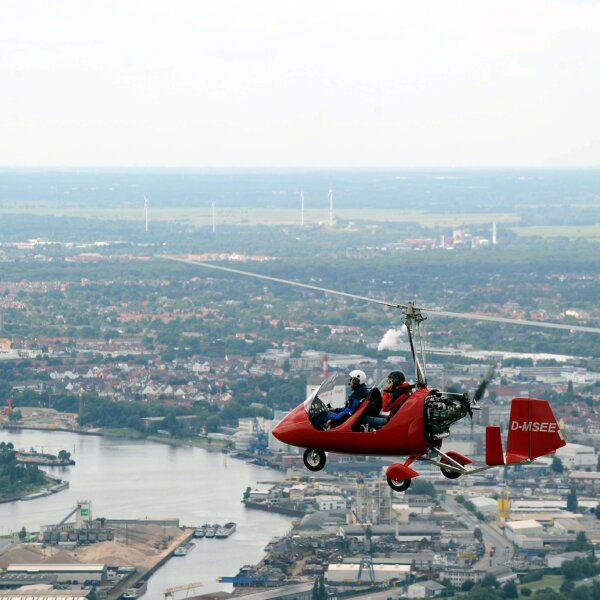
517, 574, 564, 593
456, 495, 485, 521
0, 205, 520, 228
511, 225, 600, 239
408, 478, 437, 499
0, 441, 52, 501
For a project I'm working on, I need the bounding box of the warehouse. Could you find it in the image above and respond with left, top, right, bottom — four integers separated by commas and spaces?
5, 565, 105, 584
326, 563, 410, 584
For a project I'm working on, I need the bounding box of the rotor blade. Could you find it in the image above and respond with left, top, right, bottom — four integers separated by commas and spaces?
158, 255, 405, 309
427, 308, 600, 335
158, 254, 600, 335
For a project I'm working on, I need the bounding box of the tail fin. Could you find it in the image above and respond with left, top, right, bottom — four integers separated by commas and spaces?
505, 398, 566, 464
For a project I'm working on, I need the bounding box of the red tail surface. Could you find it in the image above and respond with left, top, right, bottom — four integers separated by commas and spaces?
505, 398, 565, 464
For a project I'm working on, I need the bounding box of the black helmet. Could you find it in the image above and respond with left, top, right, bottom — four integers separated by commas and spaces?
387, 371, 405, 385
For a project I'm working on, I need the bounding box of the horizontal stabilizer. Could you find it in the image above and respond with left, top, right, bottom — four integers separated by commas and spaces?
506, 398, 565, 464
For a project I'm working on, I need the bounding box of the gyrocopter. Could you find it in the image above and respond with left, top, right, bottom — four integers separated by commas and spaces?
160, 255, 600, 492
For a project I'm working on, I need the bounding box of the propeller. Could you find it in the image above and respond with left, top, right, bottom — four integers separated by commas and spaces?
158, 254, 600, 335
473, 367, 495, 404
445, 368, 495, 419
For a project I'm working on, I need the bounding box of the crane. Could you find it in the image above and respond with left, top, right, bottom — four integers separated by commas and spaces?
163, 581, 203, 600
350, 507, 375, 584
50, 503, 82, 534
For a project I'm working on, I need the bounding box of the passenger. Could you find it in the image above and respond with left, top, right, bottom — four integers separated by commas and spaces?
315, 370, 370, 429
383, 371, 413, 419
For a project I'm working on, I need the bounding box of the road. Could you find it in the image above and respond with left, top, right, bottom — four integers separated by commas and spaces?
444, 496, 514, 573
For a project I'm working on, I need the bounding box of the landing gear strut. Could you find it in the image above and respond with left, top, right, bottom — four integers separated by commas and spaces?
303, 449, 326, 472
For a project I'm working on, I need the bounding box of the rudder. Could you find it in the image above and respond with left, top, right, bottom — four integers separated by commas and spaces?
506, 397, 565, 464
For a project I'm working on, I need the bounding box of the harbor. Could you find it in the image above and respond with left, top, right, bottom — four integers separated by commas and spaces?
0, 429, 291, 599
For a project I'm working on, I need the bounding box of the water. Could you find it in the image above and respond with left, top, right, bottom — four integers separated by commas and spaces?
0, 430, 292, 598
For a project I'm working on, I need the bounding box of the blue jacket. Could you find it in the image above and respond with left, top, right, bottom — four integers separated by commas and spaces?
327, 383, 370, 423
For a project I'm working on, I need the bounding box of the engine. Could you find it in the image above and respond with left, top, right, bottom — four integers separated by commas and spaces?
425, 390, 471, 444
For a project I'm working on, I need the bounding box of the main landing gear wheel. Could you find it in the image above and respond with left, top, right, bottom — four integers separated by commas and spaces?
303, 449, 326, 472
387, 477, 411, 492
440, 459, 462, 479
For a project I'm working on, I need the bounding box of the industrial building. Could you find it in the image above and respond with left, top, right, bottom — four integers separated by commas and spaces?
325, 563, 410, 584
505, 520, 544, 549
407, 580, 446, 598
0, 590, 91, 600
555, 443, 596, 469
4, 565, 105, 584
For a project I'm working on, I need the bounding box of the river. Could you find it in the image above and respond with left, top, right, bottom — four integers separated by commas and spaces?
0, 430, 292, 598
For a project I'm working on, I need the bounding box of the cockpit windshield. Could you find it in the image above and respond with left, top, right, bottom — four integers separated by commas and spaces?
303, 372, 339, 417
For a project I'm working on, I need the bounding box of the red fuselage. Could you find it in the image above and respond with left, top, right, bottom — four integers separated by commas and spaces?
272, 387, 430, 457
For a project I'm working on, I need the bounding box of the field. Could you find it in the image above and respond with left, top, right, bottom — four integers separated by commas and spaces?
518, 574, 564, 594
0, 205, 520, 228
511, 225, 600, 239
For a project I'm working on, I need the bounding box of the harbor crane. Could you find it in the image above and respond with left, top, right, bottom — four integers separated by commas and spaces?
163, 581, 203, 600
350, 507, 375, 584
50, 503, 82, 534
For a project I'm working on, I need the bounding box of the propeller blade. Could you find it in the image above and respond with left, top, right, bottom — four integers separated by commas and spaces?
158, 255, 600, 335
473, 368, 495, 403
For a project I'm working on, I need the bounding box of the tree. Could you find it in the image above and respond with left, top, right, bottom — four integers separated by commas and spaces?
58, 450, 71, 464
560, 580, 575, 594
501, 581, 518, 599
567, 486, 578, 512
551, 457, 564, 474
8, 410, 22, 422
410, 478, 437, 499
18, 526, 27, 540
520, 588, 531, 597
480, 574, 498, 589
312, 575, 326, 600
474, 528, 483, 542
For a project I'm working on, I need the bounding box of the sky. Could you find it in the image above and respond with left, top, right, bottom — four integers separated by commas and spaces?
1, 1, 600, 168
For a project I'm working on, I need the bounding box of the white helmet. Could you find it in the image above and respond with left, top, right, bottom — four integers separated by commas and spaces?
348, 369, 367, 386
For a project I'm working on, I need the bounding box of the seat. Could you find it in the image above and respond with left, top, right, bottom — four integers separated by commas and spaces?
353, 388, 386, 431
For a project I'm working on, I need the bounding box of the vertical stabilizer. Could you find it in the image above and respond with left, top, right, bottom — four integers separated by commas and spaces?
506, 398, 565, 464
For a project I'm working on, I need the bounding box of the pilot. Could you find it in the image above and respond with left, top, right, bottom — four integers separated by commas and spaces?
383, 371, 413, 419
319, 369, 370, 429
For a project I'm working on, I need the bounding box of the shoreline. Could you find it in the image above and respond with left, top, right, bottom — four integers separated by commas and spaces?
0, 474, 69, 505
2, 423, 230, 452
0, 426, 292, 598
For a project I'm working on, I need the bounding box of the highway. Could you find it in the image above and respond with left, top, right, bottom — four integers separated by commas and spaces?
444, 496, 514, 573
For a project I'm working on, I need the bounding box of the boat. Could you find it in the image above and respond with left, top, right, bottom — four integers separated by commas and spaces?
173, 546, 187, 556
224, 521, 236, 535
193, 526, 205, 538
215, 522, 236, 538
205, 525, 216, 538
121, 581, 147, 599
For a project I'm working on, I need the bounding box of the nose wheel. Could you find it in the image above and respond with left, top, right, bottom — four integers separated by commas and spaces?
303, 449, 326, 472
387, 477, 411, 492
